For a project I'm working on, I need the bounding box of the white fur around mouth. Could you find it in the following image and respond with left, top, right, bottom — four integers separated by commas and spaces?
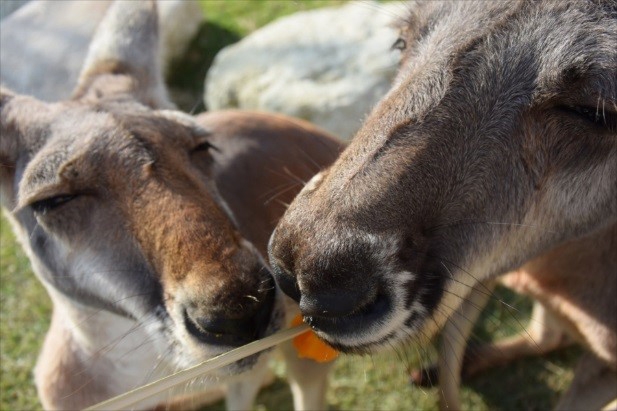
314, 270, 423, 350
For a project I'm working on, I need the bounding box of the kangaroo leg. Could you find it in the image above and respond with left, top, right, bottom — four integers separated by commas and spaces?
153, 387, 226, 411
555, 351, 617, 411
461, 299, 573, 377
438, 280, 496, 411
412, 281, 570, 392
225, 358, 274, 411
409, 281, 494, 390
279, 340, 333, 411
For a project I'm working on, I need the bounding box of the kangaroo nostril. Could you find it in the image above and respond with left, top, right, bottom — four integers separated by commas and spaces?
271, 263, 301, 302
305, 290, 392, 337
184, 310, 259, 346
186, 313, 232, 337
184, 309, 240, 345
299, 287, 377, 318
184, 283, 276, 347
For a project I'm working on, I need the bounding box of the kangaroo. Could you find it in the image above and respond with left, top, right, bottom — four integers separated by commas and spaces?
268, 1, 616, 409
0, 1, 340, 409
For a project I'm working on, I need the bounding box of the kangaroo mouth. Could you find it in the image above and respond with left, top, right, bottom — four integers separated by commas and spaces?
305, 294, 392, 335
302, 289, 401, 353
183, 285, 277, 348
301, 270, 447, 353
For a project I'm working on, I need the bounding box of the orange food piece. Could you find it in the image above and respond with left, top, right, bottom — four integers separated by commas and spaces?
291, 314, 339, 363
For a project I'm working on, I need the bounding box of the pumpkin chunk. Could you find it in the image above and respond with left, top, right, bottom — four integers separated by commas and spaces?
291, 314, 339, 363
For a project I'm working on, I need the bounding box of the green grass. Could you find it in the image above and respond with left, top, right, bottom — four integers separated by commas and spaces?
0, 1, 579, 410
1, 214, 52, 410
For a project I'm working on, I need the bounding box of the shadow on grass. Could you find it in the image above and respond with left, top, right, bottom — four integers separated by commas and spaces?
166, 21, 241, 113
199, 375, 355, 411
465, 346, 580, 411
200, 377, 294, 411
460, 286, 579, 411
474, 286, 534, 342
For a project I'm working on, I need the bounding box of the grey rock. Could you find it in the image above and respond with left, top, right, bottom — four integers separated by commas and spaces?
0, 0, 30, 20
205, 1, 405, 140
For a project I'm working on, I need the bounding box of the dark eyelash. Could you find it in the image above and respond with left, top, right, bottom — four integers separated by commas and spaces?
391, 37, 407, 51
192, 141, 219, 153
30, 195, 76, 214
559, 105, 617, 130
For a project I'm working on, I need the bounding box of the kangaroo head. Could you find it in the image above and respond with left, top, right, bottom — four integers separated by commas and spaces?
269, 0, 617, 352
1, 0, 278, 373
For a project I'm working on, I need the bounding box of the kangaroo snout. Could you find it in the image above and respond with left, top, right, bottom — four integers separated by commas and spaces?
183, 274, 276, 347
269, 228, 379, 313
270, 259, 390, 351
174, 251, 279, 350
269, 226, 409, 350
299, 288, 374, 319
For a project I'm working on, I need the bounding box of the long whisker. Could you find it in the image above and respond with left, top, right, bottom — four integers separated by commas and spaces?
143, 345, 177, 389
263, 181, 303, 205
426, 219, 557, 235
406, 327, 438, 388
259, 180, 300, 201
265, 167, 307, 188
356, 0, 411, 21
281, 166, 307, 187
434, 257, 527, 318
85, 315, 161, 362
428, 313, 464, 383
295, 147, 324, 174
437, 258, 543, 348
273, 199, 291, 210
71, 291, 160, 328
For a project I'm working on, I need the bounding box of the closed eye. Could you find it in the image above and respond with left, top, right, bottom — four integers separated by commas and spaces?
30, 194, 77, 215
191, 141, 219, 153
391, 37, 407, 51
558, 105, 617, 131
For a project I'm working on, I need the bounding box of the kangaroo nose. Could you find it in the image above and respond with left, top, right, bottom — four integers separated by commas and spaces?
184, 278, 276, 346
299, 289, 371, 318
271, 263, 301, 302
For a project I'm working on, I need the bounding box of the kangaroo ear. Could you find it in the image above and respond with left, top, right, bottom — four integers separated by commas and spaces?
0, 87, 52, 209
0, 87, 18, 171
72, 0, 174, 109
